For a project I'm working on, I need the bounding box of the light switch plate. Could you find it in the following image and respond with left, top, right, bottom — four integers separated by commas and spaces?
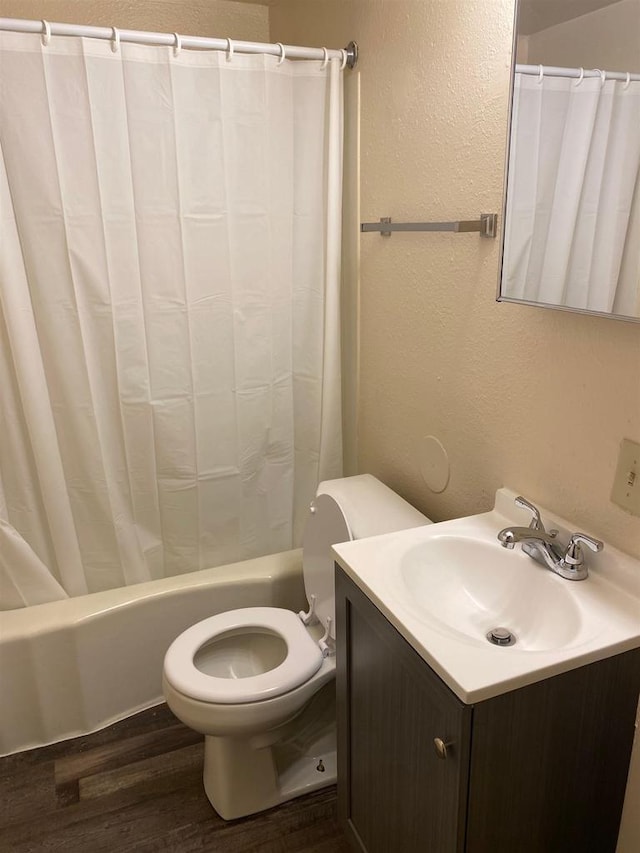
611, 438, 640, 517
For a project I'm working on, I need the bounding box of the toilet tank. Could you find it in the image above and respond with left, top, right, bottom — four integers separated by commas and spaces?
302, 474, 431, 640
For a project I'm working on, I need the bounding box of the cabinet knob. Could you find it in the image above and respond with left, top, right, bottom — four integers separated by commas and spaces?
433, 737, 453, 760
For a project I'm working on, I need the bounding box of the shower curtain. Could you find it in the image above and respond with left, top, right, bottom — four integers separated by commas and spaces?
0, 31, 344, 609
503, 72, 640, 314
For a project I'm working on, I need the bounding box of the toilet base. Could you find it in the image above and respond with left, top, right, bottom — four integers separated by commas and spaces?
202, 683, 336, 820
203, 725, 336, 820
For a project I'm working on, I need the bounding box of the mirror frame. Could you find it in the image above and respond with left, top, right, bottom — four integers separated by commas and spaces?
496, 0, 640, 324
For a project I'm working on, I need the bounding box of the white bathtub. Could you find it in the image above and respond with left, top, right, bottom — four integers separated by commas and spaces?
0, 549, 305, 756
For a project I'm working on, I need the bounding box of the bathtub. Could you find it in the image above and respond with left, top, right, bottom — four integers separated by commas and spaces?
0, 549, 305, 756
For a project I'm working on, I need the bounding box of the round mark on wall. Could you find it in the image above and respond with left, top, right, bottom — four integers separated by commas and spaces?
418, 435, 450, 493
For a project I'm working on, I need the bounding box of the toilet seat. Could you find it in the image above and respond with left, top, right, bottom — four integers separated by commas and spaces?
163, 607, 324, 704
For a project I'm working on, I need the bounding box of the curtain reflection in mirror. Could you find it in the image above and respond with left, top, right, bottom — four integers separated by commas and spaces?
502, 71, 640, 316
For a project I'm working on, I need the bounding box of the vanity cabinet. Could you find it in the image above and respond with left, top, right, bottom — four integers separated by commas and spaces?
336, 567, 640, 853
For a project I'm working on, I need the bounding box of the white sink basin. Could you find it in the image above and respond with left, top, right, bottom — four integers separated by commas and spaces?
333, 488, 640, 703
396, 535, 583, 651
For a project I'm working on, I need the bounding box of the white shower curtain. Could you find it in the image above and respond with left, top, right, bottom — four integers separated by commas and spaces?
0, 32, 344, 608
503, 72, 640, 314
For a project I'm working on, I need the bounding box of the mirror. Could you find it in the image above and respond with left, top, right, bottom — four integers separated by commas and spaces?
499, 0, 640, 321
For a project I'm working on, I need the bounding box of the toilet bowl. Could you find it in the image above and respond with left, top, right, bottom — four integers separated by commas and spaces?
163, 608, 334, 737
162, 474, 430, 820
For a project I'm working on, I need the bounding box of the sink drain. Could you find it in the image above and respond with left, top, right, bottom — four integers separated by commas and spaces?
487, 627, 516, 646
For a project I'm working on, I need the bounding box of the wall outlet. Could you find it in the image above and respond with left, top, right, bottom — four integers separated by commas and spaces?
611, 439, 640, 517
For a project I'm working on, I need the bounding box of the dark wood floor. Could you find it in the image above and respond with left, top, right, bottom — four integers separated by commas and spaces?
0, 704, 351, 852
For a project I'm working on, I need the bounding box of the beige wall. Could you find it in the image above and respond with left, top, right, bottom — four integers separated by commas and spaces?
0, 0, 269, 41
270, 0, 640, 561
525, 0, 640, 70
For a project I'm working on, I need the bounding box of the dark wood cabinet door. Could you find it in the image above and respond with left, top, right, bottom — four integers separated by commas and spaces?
465, 649, 640, 853
336, 569, 472, 853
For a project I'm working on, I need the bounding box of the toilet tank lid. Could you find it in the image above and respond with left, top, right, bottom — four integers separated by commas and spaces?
316, 474, 431, 540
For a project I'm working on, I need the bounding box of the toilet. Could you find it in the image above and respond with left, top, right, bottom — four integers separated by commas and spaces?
162, 474, 430, 820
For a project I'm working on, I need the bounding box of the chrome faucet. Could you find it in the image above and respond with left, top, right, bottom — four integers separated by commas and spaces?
497, 496, 603, 581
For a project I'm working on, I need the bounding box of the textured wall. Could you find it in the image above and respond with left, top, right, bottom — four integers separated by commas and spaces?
270, 0, 640, 560
0, 0, 269, 41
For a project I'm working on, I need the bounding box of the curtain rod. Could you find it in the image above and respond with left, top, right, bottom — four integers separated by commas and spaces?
0, 18, 358, 68
516, 63, 640, 83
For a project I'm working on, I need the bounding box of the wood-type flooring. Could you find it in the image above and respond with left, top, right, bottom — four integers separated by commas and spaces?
0, 704, 351, 852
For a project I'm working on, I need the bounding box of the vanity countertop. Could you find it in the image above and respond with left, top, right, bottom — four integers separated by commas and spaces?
332, 488, 640, 704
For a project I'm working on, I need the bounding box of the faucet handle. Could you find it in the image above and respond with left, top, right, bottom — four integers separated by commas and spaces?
514, 496, 545, 532
564, 533, 604, 566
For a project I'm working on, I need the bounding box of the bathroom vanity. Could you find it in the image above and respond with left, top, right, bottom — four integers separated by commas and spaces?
332, 491, 640, 853
336, 569, 639, 852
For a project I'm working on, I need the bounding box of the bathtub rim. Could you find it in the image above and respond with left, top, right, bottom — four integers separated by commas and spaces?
1, 549, 303, 638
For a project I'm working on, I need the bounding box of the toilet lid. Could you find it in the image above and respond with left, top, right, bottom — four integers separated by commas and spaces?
163, 607, 324, 704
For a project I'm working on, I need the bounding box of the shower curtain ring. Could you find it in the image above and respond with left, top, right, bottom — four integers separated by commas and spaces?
111, 27, 120, 53
226, 38, 234, 61
593, 68, 606, 87
624, 71, 631, 90
41, 20, 51, 46
321, 47, 329, 69
172, 32, 182, 56
537, 64, 544, 84
276, 42, 286, 64
573, 67, 584, 87
340, 49, 348, 71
